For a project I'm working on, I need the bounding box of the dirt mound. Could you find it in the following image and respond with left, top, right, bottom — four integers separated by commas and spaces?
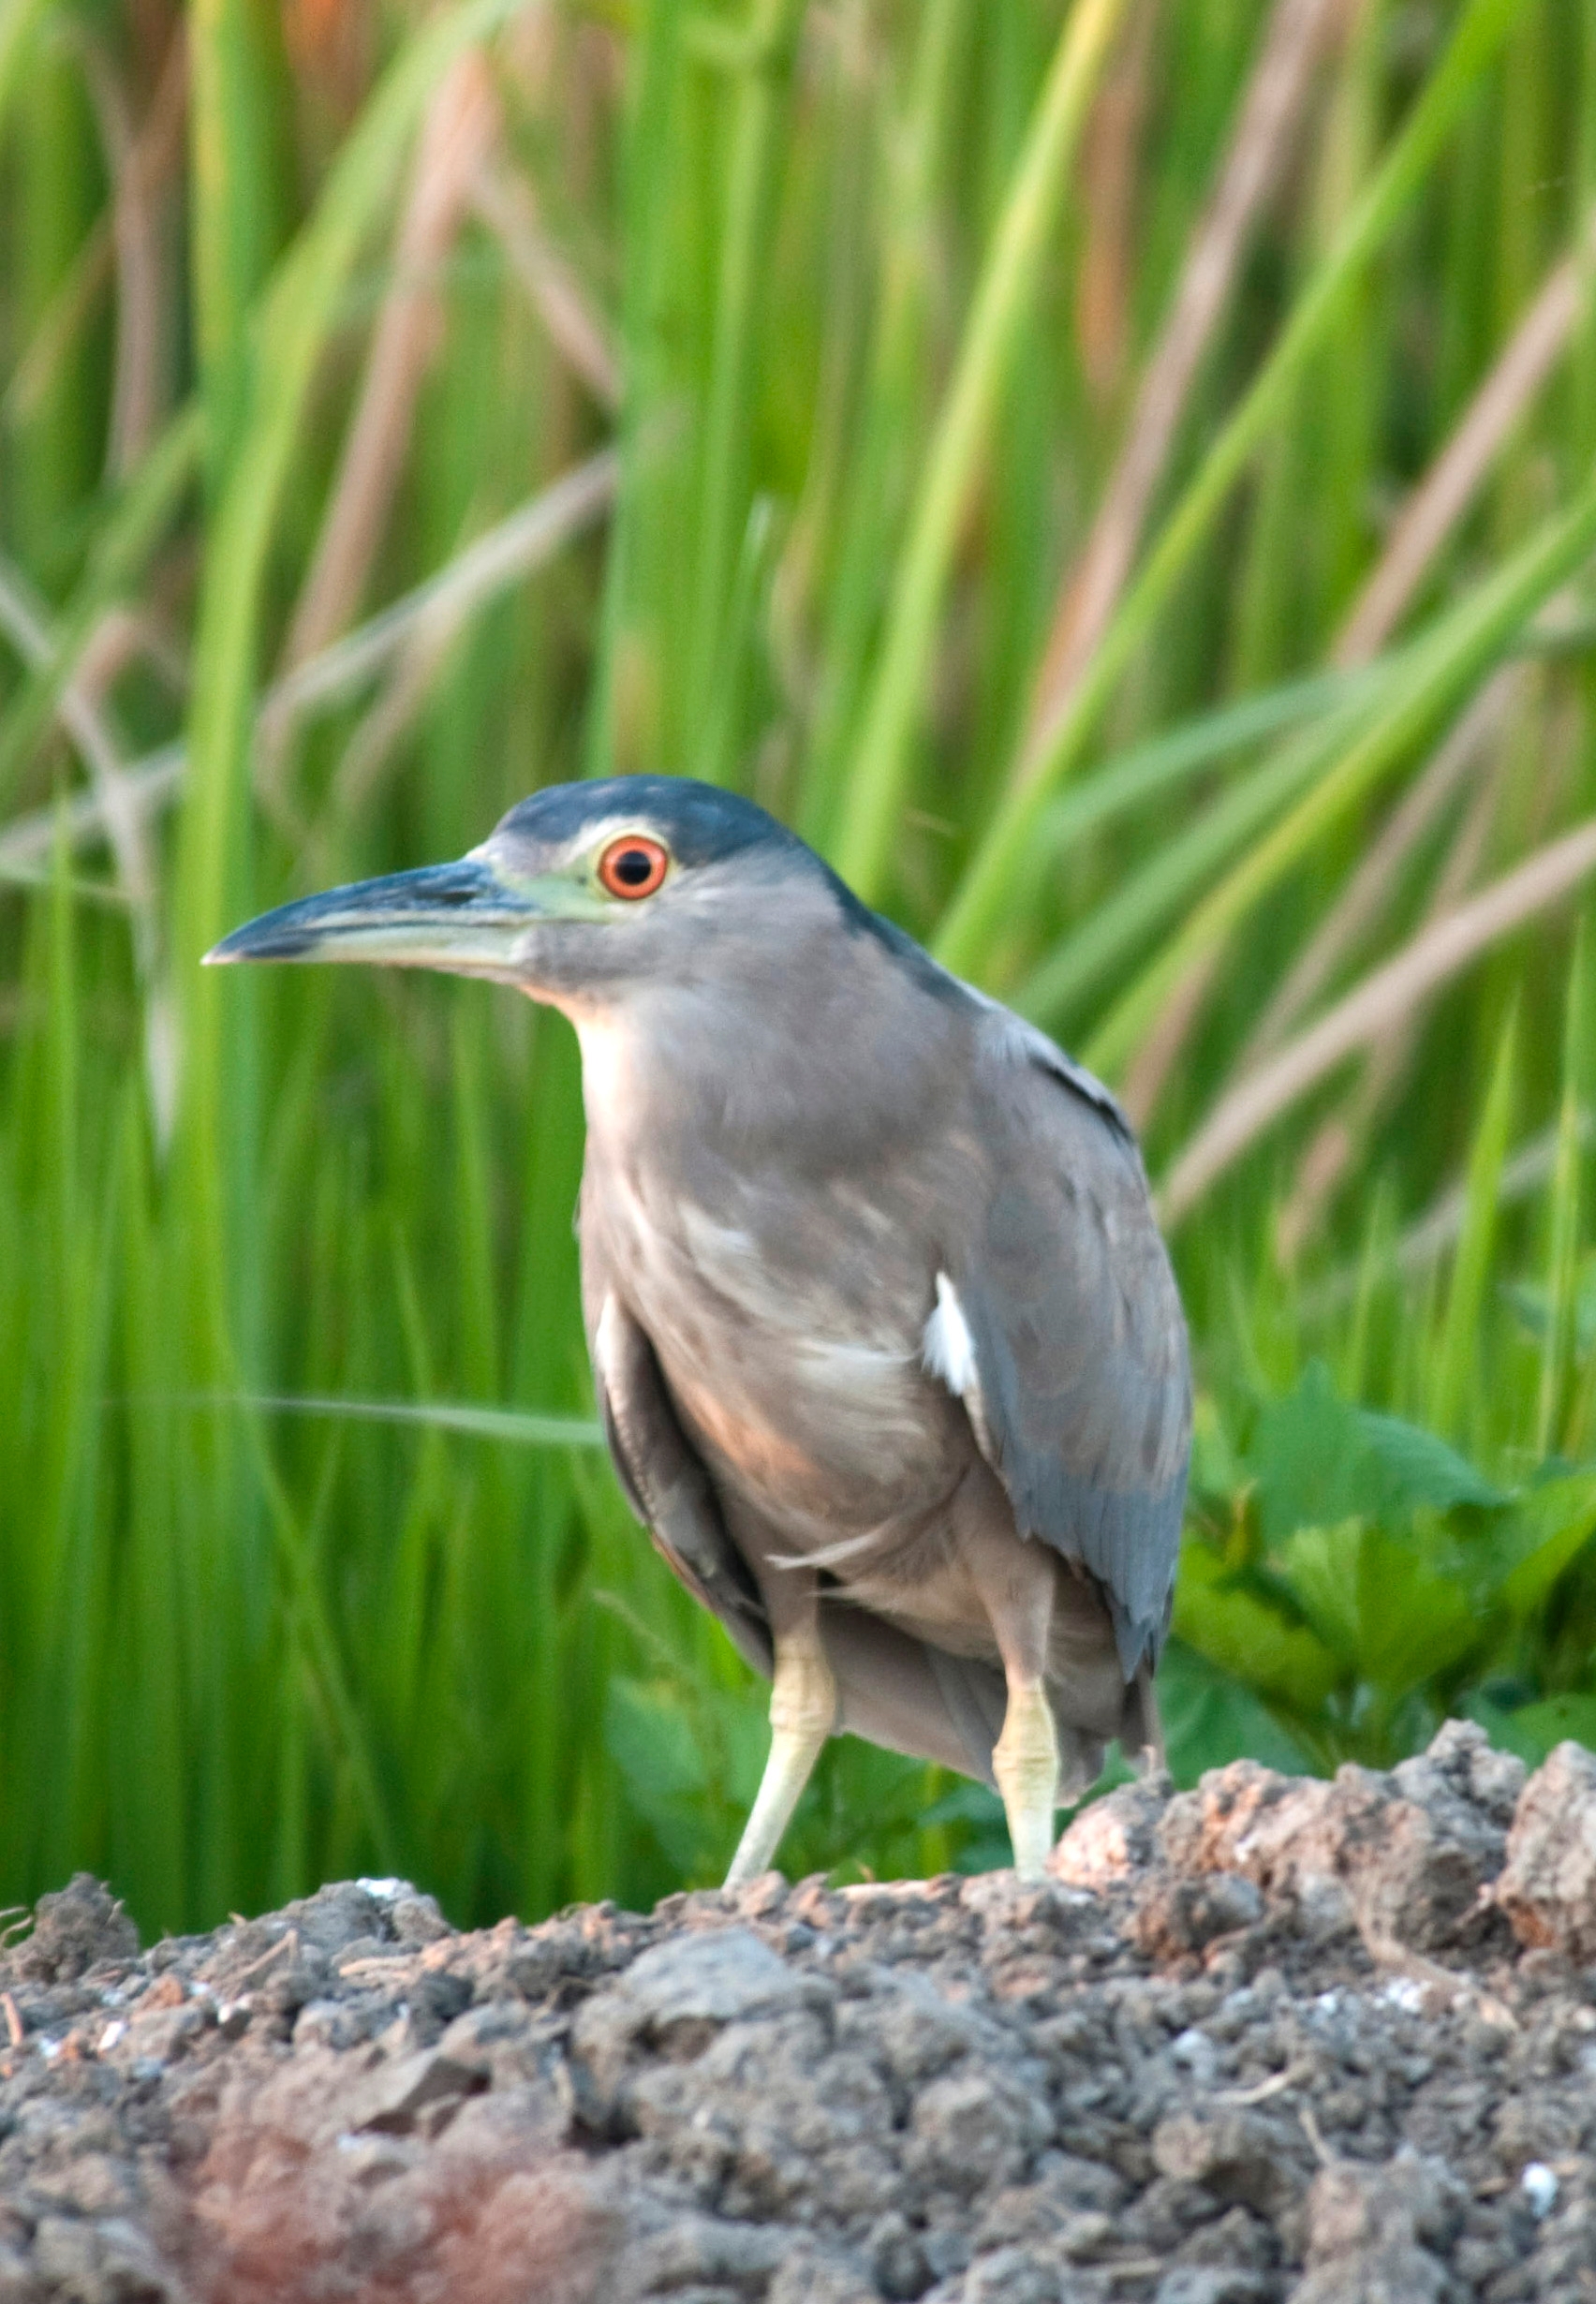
2, 1721, 1595, 2303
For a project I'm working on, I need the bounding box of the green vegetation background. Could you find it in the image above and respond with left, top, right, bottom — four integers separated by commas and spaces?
6, 0, 1596, 1937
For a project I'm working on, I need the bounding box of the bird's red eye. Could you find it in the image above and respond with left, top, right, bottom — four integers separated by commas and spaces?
598, 835, 670, 900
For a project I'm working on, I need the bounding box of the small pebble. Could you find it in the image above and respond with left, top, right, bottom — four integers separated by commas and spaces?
1170, 2027, 1219, 2085
1520, 2163, 1559, 2220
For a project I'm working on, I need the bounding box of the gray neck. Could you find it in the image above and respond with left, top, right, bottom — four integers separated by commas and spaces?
569, 904, 970, 1182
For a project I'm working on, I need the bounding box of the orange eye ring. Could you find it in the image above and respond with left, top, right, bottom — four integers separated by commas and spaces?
598, 834, 670, 901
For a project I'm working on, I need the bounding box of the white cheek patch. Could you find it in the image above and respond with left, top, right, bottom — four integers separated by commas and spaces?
923, 1272, 977, 1396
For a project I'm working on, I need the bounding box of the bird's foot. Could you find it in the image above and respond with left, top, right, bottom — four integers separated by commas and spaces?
993, 1679, 1060, 1883
723, 1638, 838, 1889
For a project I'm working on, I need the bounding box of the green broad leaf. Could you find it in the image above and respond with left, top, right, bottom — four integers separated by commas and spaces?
1249, 1362, 1500, 1546
1495, 1694, 1596, 1765
1271, 1520, 1365, 1665
921, 1779, 1008, 1870
1156, 1639, 1313, 1786
1249, 1363, 1365, 1545
1465, 1691, 1596, 1769
1172, 1538, 1343, 1710
1354, 1411, 1504, 1517
1496, 1471, 1596, 1618
923, 1780, 1009, 1832
1188, 1391, 1248, 1503
1276, 1523, 1480, 1695
953, 1834, 1016, 1878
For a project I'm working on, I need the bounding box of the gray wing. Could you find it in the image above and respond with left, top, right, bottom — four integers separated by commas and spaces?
587, 1283, 773, 1678
950, 1010, 1191, 1677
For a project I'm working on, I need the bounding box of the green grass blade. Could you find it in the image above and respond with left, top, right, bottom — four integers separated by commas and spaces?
1032, 663, 1379, 863
1431, 1003, 1516, 1440
176, 1394, 606, 1448
0, 0, 51, 156
1538, 925, 1589, 1455
239, 1412, 403, 1875
685, 0, 808, 766
1085, 476, 1596, 1081
937, 0, 1530, 981
583, 0, 688, 781
833, 0, 1132, 898
0, 403, 203, 809
178, 0, 529, 971
794, 0, 964, 851
173, 0, 532, 1441
1018, 665, 1405, 1027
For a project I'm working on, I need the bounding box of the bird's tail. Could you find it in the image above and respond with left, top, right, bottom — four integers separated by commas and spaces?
1121, 1659, 1165, 1775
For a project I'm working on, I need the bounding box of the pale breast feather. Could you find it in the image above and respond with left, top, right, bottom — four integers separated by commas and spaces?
668, 1196, 933, 1463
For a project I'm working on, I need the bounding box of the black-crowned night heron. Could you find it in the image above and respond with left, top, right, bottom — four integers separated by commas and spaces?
211, 777, 1190, 1883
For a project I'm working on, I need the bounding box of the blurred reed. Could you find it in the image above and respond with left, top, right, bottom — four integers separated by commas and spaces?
3, 0, 1596, 1933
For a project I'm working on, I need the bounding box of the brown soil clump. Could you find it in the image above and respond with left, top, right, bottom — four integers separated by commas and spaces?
3, 1722, 1595, 2302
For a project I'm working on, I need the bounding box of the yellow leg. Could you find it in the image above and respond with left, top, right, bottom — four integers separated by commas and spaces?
724, 1635, 838, 1888
992, 1678, 1059, 1882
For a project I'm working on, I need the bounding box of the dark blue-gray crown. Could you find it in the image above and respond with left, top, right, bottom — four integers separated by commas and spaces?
496, 774, 968, 1011
497, 776, 803, 871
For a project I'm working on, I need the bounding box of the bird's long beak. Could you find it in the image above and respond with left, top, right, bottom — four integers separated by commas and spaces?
205, 854, 587, 978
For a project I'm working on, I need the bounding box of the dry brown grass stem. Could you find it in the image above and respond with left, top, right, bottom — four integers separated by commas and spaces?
1159, 810, 1596, 1226
0, 450, 618, 879
79, 23, 187, 480
1114, 224, 1585, 1126
0, 568, 156, 919
1284, 1116, 1584, 1320
0, 561, 176, 1139
322, 452, 617, 839
321, 622, 456, 849
1333, 248, 1587, 667
1274, 714, 1510, 1256
468, 156, 620, 411
1023, 0, 1345, 768
0, 746, 183, 872
1118, 952, 1219, 1128
266, 444, 617, 742
76, 607, 176, 711
1075, 0, 1159, 405
2, 232, 113, 433
274, 52, 502, 693
1243, 668, 1517, 1067
1374, 1115, 1593, 1291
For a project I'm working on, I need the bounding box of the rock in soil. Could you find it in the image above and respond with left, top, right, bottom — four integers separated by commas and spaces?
3, 1724, 1596, 2302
